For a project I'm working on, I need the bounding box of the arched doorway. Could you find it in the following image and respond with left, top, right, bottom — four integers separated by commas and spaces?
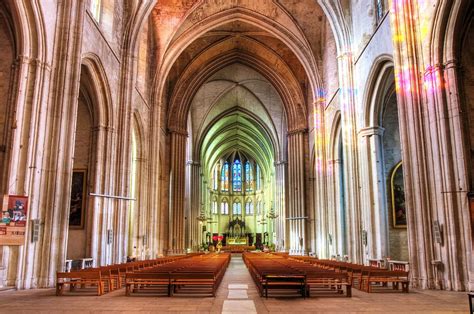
381, 84, 408, 261
362, 61, 408, 262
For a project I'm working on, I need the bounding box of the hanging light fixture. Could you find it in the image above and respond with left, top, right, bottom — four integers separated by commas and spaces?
266, 203, 279, 220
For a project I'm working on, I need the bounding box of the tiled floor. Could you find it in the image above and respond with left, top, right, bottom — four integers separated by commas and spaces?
0, 255, 470, 313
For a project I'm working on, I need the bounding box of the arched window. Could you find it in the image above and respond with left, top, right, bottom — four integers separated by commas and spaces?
90, 0, 101, 21
375, 0, 384, 23
221, 162, 229, 191
232, 159, 242, 192
233, 201, 242, 215
245, 200, 254, 215
221, 201, 229, 215
213, 165, 219, 190
257, 201, 262, 215
245, 161, 253, 192
211, 200, 218, 214
256, 164, 261, 190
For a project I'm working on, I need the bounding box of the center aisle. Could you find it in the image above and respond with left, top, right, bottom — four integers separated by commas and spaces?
212, 254, 268, 313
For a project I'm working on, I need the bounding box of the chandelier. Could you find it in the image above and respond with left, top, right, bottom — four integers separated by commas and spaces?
266, 206, 279, 220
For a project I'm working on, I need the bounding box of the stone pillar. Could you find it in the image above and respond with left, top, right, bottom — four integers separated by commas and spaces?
274, 161, 286, 251
313, 99, 328, 259
325, 159, 337, 258
188, 161, 201, 251
168, 130, 187, 254
287, 129, 307, 255
389, 0, 434, 288
22, 0, 86, 288
358, 126, 389, 262
337, 51, 363, 263
4, 54, 52, 288
442, 60, 473, 290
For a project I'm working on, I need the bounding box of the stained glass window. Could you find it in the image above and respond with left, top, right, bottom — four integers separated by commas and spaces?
213, 165, 218, 190
376, 0, 384, 23
212, 201, 218, 214
245, 161, 253, 192
221, 202, 229, 215
245, 200, 253, 215
233, 202, 242, 215
232, 159, 242, 192
221, 162, 229, 191
256, 164, 261, 190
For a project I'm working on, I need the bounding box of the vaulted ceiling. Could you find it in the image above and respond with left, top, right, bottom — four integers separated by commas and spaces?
149, 0, 331, 173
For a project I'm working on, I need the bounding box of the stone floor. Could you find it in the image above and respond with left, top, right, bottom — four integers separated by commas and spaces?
0, 255, 470, 313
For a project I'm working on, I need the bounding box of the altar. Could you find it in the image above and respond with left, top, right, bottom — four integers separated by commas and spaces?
227, 236, 248, 245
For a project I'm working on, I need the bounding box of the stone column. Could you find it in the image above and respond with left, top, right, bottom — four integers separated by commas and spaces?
24, 0, 86, 288
188, 161, 201, 251
274, 161, 286, 251
337, 51, 363, 263
287, 129, 307, 255
389, 0, 434, 288
325, 159, 337, 258
168, 129, 187, 254
442, 60, 473, 290
358, 126, 388, 262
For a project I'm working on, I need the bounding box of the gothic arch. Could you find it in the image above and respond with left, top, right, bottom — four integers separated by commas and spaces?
154, 7, 322, 106
81, 54, 114, 128
167, 40, 306, 133
363, 56, 394, 127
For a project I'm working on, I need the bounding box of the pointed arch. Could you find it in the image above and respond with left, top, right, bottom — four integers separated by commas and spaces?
81, 54, 114, 128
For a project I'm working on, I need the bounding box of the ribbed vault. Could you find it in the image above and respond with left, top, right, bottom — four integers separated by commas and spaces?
200, 111, 275, 179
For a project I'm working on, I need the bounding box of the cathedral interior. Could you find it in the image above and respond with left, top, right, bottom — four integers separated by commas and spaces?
0, 0, 473, 312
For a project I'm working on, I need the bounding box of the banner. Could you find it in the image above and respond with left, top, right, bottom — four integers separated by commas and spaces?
0, 195, 28, 245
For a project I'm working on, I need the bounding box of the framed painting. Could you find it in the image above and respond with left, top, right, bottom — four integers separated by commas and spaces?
0, 195, 28, 245
69, 169, 87, 229
391, 162, 407, 228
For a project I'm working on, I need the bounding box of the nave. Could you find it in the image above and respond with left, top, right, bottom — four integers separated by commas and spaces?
0, 254, 469, 313
0, 1, 473, 309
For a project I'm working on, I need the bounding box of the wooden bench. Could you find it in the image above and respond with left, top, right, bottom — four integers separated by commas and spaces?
171, 272, 217, 296
306, 272, 351, 297
361, 270, 409, 293
56, 271, 103, 296
263, 274, 306, 298
125, 272, 171, 296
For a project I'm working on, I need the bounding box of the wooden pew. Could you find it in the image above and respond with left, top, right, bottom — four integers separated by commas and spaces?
125, 272, 171, 296
361, 270, 409, 293
263, 274, 306, 298
56, 271, 103, 296
124, 253, 230, 297
170, 272, 217, 296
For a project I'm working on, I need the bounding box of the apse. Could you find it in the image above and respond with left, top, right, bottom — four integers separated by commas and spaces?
185, 63, 284, 252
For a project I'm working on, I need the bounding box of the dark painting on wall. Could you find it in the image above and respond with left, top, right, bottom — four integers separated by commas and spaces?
391, 162, 406, 228
69, 170, 87, 229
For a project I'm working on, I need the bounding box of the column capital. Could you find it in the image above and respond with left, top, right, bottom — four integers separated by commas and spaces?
186, 160, 201, 166
92, 125, 115, 133
287, 127, 308, 136
168, 127, 188, 137
444, 59, 460, 70
336, 51, 353, 60
328, 159, 343, 165
358, 126, 385, 137
274, 160, 287, 166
